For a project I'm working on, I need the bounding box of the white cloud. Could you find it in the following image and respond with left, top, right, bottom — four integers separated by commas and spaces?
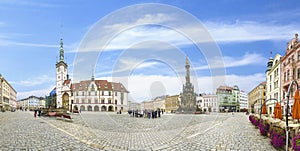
81, 15, 299, 52
205, 21, 299, 43
0, 34, 58, 48
14, 42, 57, 48
195, 52, 267, 70
17, 86, 54, 100
11, 75, 54, 87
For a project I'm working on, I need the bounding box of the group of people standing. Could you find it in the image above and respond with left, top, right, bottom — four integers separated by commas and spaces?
33, 108, 42, 118
128, 109, 164, 119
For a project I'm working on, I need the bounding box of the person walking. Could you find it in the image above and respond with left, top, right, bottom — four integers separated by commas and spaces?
34, 108, 37, 118
158, 109, 161, 118
38, 108, 42, 117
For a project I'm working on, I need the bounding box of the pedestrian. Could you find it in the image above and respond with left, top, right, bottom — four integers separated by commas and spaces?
158, 109, 161, 118
152, 111, 154, 119
34, 108, 37, 118
133, 111, 135, 117
38, 109, 41, 117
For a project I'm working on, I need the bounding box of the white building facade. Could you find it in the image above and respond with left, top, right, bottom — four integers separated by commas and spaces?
18, 96, 44, 110
266, 54, 282, 115
196, 93, 217, 112
239, 90, 248, 111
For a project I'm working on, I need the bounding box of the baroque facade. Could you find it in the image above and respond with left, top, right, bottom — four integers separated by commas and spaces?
266, 53, 282, 115
197, 93, 218, 112
280, 34, 300, 114
248, 82, 266, 114
55, 38, 129, 112
217, 85, 240, 112
165, 95, 179, 113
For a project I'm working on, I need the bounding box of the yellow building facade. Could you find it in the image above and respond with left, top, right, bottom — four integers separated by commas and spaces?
248, 82, 266, 113
165, 95, 179, 113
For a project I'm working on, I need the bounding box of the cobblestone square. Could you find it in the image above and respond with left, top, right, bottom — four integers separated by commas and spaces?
0, 111, 280, 150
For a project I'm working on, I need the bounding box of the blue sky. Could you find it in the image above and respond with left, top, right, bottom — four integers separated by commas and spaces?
0, 0, 299, 102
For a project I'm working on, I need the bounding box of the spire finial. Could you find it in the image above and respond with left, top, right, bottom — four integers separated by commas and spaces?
59, 23, 64, 62
91, 65, 95, 81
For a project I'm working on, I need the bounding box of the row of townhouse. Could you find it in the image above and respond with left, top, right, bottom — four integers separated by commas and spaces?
250, 34, 300, 115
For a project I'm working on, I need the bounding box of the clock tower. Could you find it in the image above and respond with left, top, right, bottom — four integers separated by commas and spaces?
56, 37, 68, 108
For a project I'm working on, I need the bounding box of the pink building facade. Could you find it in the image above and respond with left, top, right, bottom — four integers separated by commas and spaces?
280, 34, 300, 113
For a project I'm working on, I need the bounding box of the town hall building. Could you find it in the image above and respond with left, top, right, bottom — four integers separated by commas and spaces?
55, 38, 129, 112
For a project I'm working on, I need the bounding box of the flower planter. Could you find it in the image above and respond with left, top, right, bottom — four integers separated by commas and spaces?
292, 133, 300, 151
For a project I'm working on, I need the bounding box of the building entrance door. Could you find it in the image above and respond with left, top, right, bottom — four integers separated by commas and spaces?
62, 93, 69, 109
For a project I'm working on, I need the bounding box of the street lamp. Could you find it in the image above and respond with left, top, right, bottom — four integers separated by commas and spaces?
285, 80, 299, 151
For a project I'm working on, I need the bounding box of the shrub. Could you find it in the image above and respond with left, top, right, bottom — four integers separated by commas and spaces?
292, 133, 300, 151
258, 120, 270, 136
270, 127, 285, 147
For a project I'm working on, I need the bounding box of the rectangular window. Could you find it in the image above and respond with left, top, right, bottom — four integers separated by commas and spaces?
287, 70, 290, 81
284, 72, 286, 82
115, 92, 117, 96
298, 52, 300, 61
298, 68, 300, 79
102, 91, 104, 96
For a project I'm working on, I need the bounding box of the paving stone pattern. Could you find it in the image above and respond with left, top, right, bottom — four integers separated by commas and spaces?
0, 111, 281, 150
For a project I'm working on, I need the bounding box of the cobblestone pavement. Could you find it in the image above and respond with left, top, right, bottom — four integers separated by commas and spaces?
0, 111, 280, 150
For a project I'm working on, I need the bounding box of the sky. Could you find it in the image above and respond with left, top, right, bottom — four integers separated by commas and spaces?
0, 0, 300, 102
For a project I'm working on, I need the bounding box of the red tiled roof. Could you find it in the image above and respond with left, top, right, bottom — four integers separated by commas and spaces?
63, 79, 71, 85
217, 85, 233, 91
70, 80, 128, 92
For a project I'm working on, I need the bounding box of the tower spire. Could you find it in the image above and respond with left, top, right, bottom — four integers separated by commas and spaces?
91, 66, 95, 81
59, 23, 64, 62
59, 37, 64, 61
